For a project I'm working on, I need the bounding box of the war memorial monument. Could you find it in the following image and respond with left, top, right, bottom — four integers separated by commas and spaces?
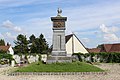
47, 8, 72, 63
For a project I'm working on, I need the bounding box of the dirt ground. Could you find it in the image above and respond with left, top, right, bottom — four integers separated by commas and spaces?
0, 63, 120, 80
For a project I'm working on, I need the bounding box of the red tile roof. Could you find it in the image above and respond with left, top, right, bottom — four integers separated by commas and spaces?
0, 46, 10, 51
101, 43, 120, 52
87, 48, 101, 53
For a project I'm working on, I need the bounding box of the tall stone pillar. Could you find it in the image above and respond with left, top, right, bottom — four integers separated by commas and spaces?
47, 8, 72, 63
51, 16, 67, 56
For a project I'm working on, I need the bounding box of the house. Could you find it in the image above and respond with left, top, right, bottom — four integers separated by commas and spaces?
87, 43, 120, 53
100, 43, 120, 52
49, 34, 89, 56
0, 46, 14, 55
87, 48, 101, 53
66, 34, 89, 56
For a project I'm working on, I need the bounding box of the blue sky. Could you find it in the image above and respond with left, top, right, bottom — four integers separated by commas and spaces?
0, 0, 120, 48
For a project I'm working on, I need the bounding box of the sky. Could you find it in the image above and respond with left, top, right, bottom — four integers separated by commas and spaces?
0, 0, 120, 48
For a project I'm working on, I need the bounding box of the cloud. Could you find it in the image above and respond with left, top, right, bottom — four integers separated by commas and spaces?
25, 18, 51, 36
0, 32, 15, 43
4, 32, 16, 40
81, 38, 90, 43
1, 0, 120, 47
0, 0, 61, 9
0, 32, 16, 46
100, 24, 119, 33
24, 17, 52, 45
63, 2, 120, 33
13, 26, 22, 32
2, 20, 13, 28
1, 20, 27, 46
100, 24, 120, 42
2, 20, 22, 32
0, 33, 4, 39
104, 33, 120, 42
0, 0, 36, 9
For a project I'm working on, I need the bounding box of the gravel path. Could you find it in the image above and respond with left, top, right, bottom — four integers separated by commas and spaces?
0, 63, 120, 80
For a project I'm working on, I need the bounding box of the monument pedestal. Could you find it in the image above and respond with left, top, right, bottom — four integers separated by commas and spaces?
46, 56, 72, 63
47, 50, 72, 63
52, 50, 66, 56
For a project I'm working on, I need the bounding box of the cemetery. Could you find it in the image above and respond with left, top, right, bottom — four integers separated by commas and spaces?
0, 8, 120, 71
0, 7, 120, 80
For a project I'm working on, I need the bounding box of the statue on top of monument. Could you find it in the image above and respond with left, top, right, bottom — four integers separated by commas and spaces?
57, 8, 62, 17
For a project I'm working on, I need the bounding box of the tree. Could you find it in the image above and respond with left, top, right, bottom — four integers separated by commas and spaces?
38, 34, 48, 54
7, 42, 10, 46
29, 34, 49, 54
14, 34, 29, 54
29, 34, 36, 43
14, 34, 49, 55
0, 39, 5, 46
97, 44, 103, 48
29, 34, 48, 54
29, 34, 37, 53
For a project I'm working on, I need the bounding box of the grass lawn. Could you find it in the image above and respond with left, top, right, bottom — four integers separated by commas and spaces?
16, 62, 104, 72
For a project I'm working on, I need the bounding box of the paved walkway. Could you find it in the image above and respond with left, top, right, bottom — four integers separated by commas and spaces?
0, 66, 13, 75
0, 63, 120, 80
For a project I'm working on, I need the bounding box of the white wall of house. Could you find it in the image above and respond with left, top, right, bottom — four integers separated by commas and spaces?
66, 35, 88, 56
8, 46, 14, 55
73, 35, 88, 54
66, 37, 73, 56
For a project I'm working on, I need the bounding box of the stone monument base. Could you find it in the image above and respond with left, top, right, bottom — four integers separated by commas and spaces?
46, 56, 72, 64
52, 51, 66, 56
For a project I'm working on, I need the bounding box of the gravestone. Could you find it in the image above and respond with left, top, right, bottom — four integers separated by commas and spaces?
11, 60, 15, 67
47, 8, 72, 63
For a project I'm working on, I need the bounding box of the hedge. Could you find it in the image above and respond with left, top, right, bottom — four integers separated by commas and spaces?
0, 52, 13, 64
73, 52, 120, 63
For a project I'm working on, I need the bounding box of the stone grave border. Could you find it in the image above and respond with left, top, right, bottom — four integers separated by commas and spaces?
8, 72, 107, 76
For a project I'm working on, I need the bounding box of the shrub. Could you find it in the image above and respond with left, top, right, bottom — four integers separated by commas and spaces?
38, 54, 41, 61
0, 53, 13, 64
73, 52, 120, 63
